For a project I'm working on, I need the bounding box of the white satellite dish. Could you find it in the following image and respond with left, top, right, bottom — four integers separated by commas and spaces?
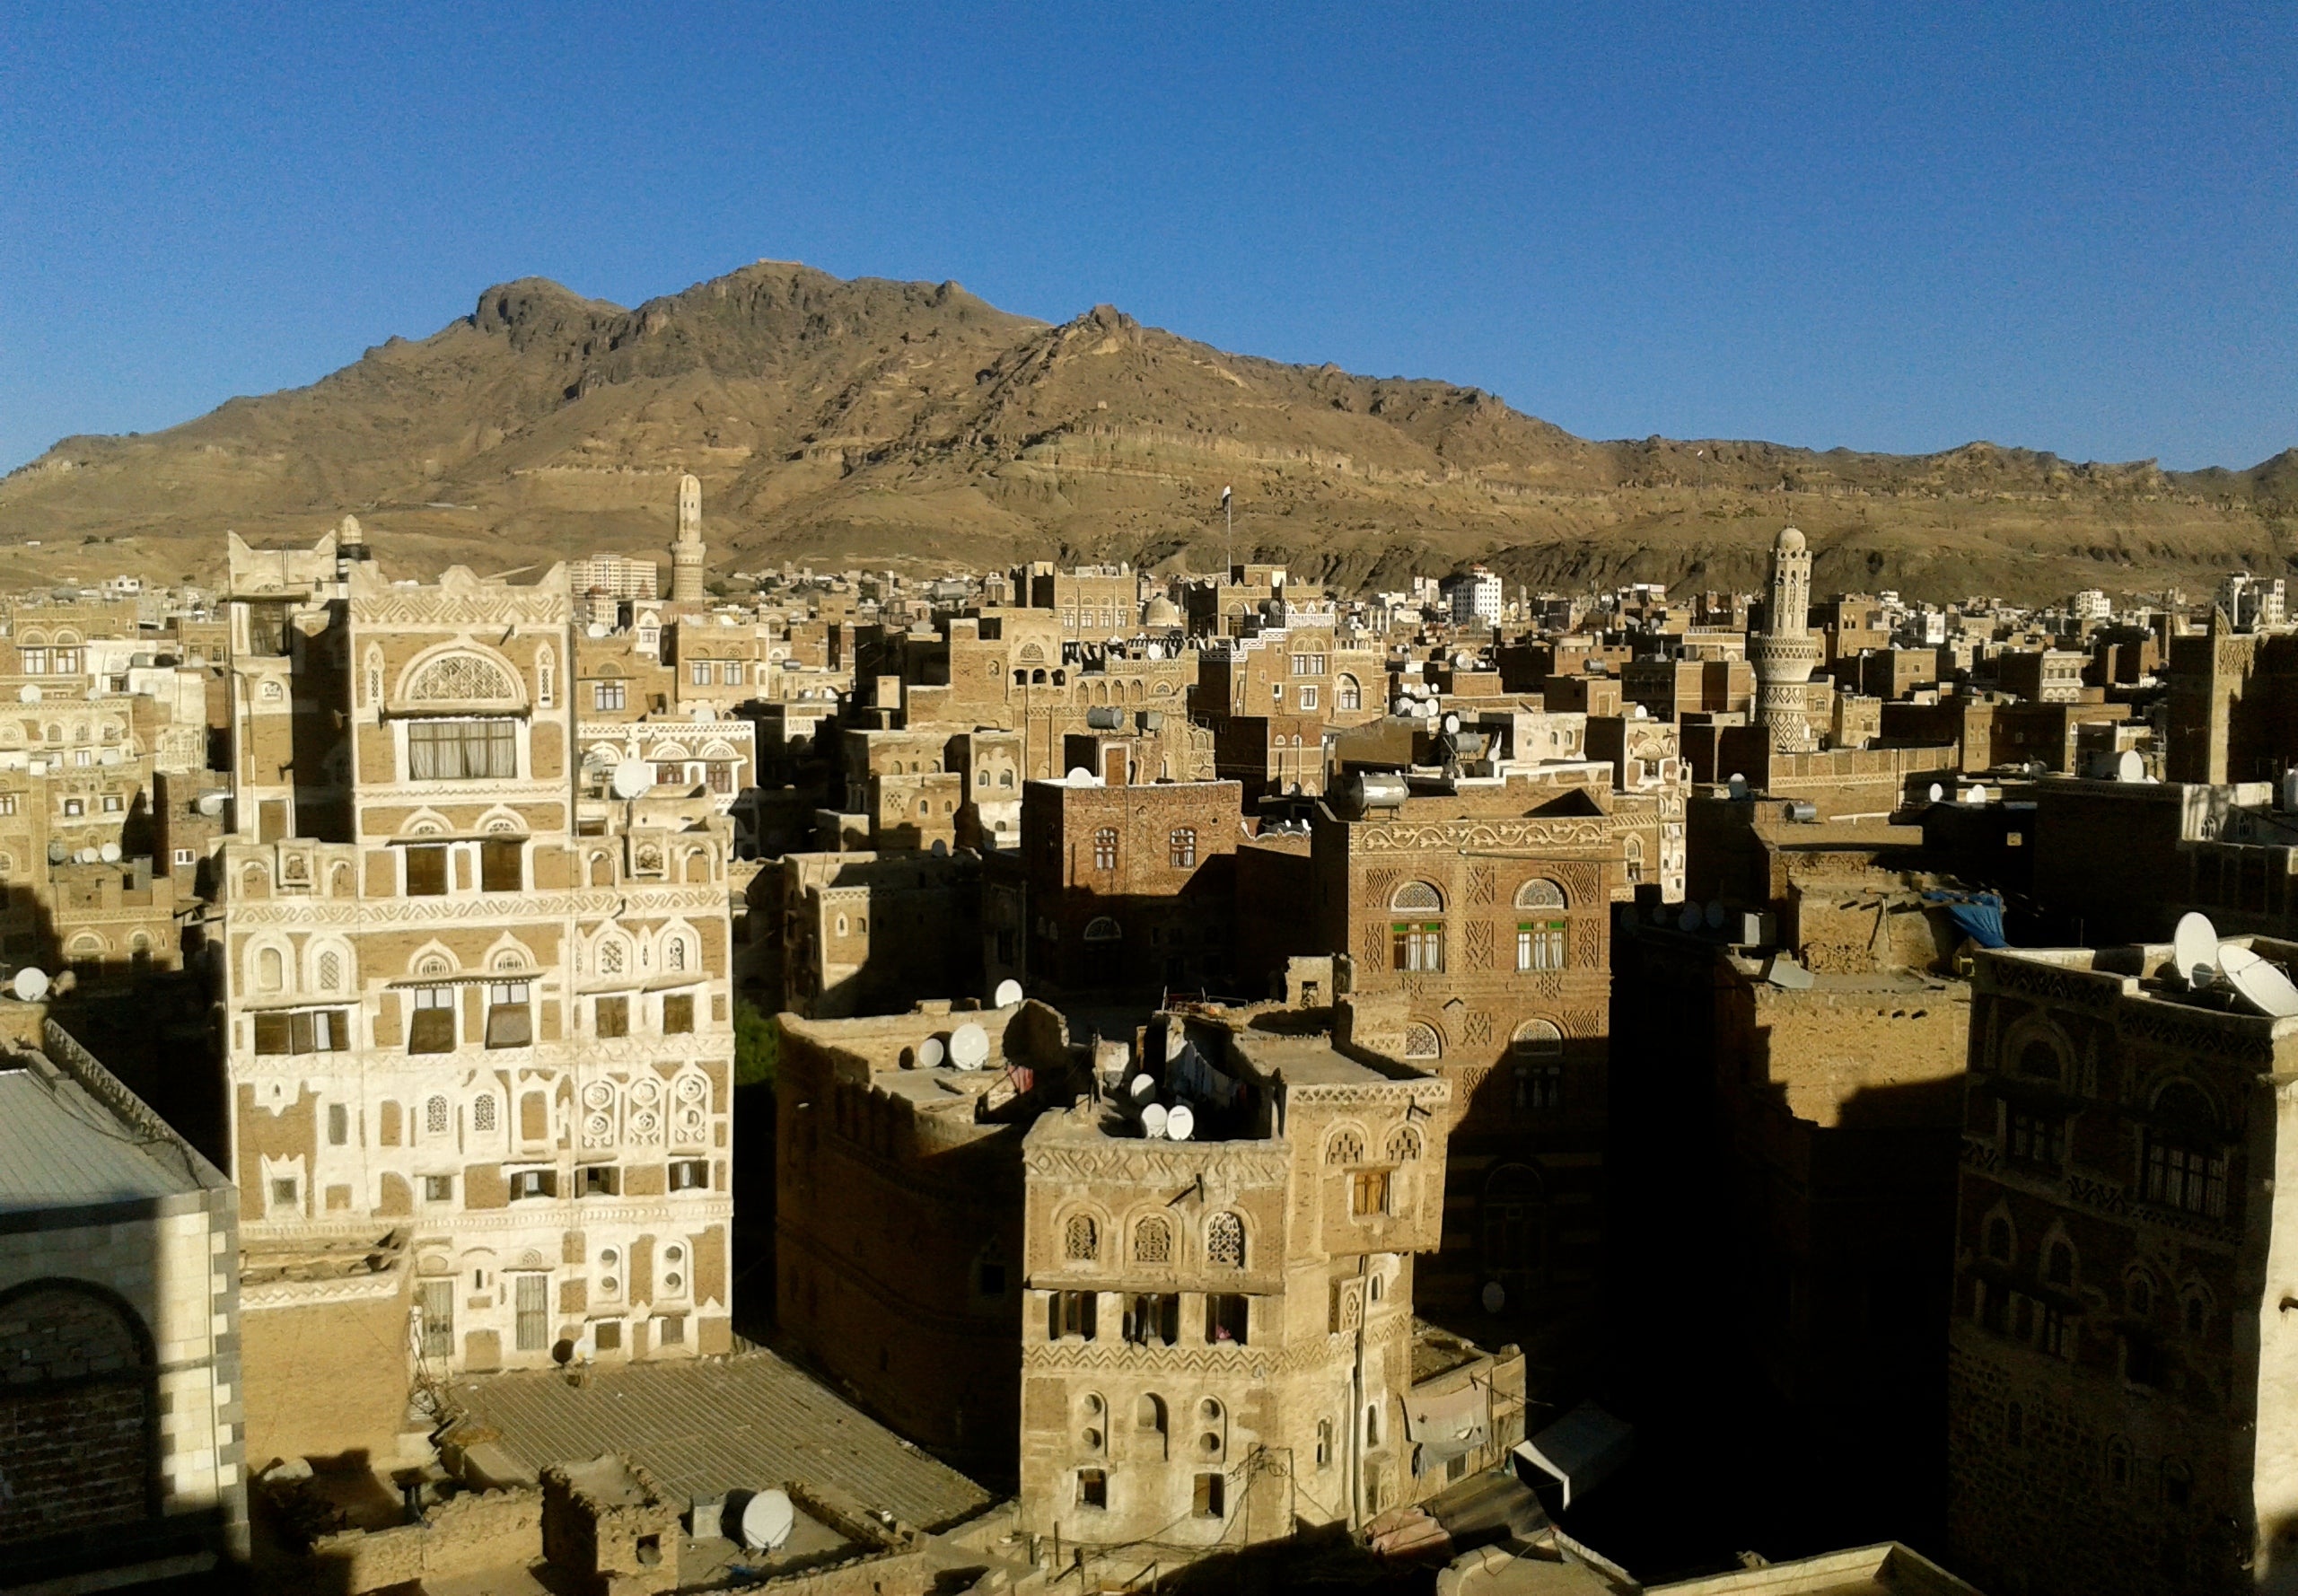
740, 1488, 796, 1552
1726, 774, 1748, 799
1926, 783, 1944, 803
993, 978, 1023, 1008
98, 841, 121, 864
610, 759, 653, 800
1480, 1281, 1506, 1314
1128, 1073, 1157, 1103
585, 622, 610, 639
1165, 1103, 1196, 1141
2226, 953, 2298, 1019
916, 1037, 944, 1069
16, 685, 38, 704
948, 1022, 989, 1070
2116, 750, 2145, 782
1442, 713, 1461, 735
12, 967, 48, 1002
1704, 899, 1725, 929
1141, 1102, 1170, 1138
197, 793, 225, 816
1065, 767, 1097, 785
2173, 913, 2219, 987
75, 848, 97, 864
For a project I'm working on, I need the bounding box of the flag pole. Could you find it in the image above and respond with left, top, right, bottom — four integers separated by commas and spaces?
1223, 485, 1233, 577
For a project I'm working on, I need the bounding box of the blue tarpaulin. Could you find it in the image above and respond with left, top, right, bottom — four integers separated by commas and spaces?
1926, 890, 2007, 949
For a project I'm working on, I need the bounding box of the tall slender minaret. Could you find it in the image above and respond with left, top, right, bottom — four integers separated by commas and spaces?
1751, 525, 1820, 752
670, 472, 706, 603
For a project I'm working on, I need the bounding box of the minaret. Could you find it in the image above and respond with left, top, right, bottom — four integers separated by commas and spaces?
1751, 526, 1820, 753
671, 472, 706, 604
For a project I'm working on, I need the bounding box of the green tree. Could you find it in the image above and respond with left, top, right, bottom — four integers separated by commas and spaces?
732, 998, 779, 1088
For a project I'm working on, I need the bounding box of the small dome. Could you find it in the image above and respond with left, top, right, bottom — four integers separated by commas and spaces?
1776, 527, 1806, 553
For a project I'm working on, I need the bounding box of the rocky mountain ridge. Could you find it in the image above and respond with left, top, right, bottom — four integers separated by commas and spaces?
4, 259, 2292, 601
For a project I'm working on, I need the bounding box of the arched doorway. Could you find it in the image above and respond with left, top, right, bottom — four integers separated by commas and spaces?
0, 1281, 156, 1541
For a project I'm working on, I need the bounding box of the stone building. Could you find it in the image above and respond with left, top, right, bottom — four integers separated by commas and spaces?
1307, 767, 1622, 1326
0, 1015, 247, 1589
2166, 616, 2298, 785
987, 776, 1243, 1003
1017, 1012, 1517, 1551
216, 535, 737, 1381
1946, 937, 2298, 1593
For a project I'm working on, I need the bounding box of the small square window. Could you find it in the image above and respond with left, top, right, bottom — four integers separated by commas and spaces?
1077, 1469, 1108, 1510
423, 1174, 454, 1204
592, 1320, 623, 1352
662, 994, 695, 1035
658, 1314, 686, 1346
404, 844, 449, 897
595, 995, 629, 1038
581, 1165, 619, 1197
1194, 1473, 1225, 1518
669, 1159, 709, 1192
270, 1178, 298, 1208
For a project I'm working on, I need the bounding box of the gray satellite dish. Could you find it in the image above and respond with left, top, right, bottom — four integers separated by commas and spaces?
610, 759, 652, 800
2173, 913, 2219, 987
994, 978, 1023, 1008
197, 793, 225, 816
1480, 1281, 1506, 1314
931, 838, 947, 857
1065, 767, 1097, 785
1704, 899, 1725, 929
948, 1022, 990, 1070
1141, 1102, 1170, 1138
45, 842, 66, 865
98, 841, 121, 864
1678, 904, 1702, 933
740, 1488, 796, 1552
1164, 1103, 1195, 1141
1726, 774, 1748, 799
12, 967, 48, 1002
915, 1037, 944, 1069
2227, 953, 2298, 1019
16, 685, 38, 704
1926, 783, 1944, 803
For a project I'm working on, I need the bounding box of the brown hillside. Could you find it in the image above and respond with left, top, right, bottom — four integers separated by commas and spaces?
2, 260, 2291, 602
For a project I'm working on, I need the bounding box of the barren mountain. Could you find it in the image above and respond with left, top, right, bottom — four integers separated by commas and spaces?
4, 260, 2293, 601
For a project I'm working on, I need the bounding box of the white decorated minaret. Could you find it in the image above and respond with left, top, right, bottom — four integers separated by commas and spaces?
670, 471, 706, 604
1751, 525, 1820, 752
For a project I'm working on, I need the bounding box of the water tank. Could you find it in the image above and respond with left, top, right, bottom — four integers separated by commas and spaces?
1337, 770, 1408, 819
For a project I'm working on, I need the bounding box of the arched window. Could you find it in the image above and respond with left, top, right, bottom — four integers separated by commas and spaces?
1137, 1393, 1169, 1456
2107, 1435, 2133, 1489
1092, 828, 1118, 871
1206, 1212, 1245, 1268
315, 949, 343, 992
1065, 1214, 1100, 1261
1326, 1129, 1365, 1166
2017, 1036, 2065, 1081
1316, 1417, 1334, 1467
666, 935, 688, 971
1390, 882, 1444, 972
473, 1094, 496, 1133
1386, 1125, 1422, 1162
256, 945, 285, 993
2045, 1239, 2074, 1286
1390, 881, 1443, 912
2144, 1082, 2227, 1218
1985, 1215, 2013, 1262
1083, 916, 1122, 943
1134, 1216, 1171, 1265
600, 939, 626, 977
0, 1283, 153, 1531
1337, 674, 1361, 712
1402, 1022, 1442, 1058
2127, 1273, 2154, 1317
425, 1095, 450, 1136
2183, 1290, 2208, 1337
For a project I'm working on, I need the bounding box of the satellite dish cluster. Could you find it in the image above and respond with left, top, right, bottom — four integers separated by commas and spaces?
2171, 912, 2298, 1019
905, 1021, 993, 1071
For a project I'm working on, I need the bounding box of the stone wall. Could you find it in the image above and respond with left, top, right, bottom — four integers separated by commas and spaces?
238, 1278, 413, 1469
306, 1485, 542, 1594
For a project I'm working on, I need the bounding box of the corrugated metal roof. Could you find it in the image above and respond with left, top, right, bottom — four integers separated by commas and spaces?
448, 1349, 992, 1530
0, 1066, 194, 1210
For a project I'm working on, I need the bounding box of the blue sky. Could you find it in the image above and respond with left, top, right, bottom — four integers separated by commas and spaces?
1, 1, 2290, 472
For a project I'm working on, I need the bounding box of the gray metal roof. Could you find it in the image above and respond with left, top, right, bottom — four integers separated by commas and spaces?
0, 1065, 196, 1210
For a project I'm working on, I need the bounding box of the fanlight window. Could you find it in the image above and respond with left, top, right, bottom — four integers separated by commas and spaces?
1327, 1129, 1365, 1166
1390, 881, 1443, 913
1512, 1020, 1564, 1057
404, 652, 518, 705
1403, 1022, 1442, 1058
1514, 879, 1566, 910
1083, 916, 1123, 943
1386, 1125, 1422, 1162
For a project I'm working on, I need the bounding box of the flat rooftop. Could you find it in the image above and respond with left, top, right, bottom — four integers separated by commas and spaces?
1228, 1026, 1398, 1088
446, 1346, 993, 1531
